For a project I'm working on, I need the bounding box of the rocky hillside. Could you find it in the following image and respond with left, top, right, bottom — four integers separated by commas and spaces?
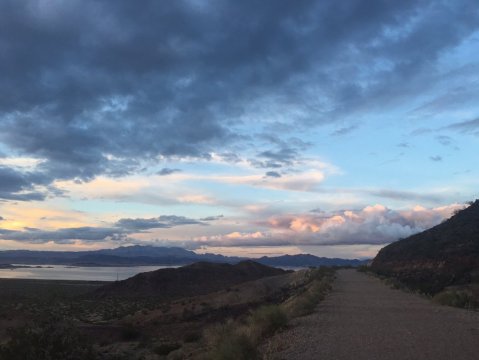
371, 200, 479, 294
95, 260, 287, 299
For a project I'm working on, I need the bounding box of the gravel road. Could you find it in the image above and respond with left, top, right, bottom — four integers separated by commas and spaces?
263, 269, 479, 360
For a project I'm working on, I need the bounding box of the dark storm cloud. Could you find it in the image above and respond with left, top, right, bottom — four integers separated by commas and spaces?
157, 168, 182, 176
0, 0, 477, 199
0, 166, 50, 201
115, 215, 205, 231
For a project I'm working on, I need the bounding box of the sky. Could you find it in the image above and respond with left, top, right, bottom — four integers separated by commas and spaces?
0, 0, 478, 259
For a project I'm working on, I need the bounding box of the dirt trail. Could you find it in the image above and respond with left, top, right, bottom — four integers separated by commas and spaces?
264, 269, 479, 360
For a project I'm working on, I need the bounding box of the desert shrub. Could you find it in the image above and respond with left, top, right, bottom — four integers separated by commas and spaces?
154, 342, 181, 355
211, 333, 257, 360
384, 277, 406, 290
207, 324, 258, 360
248, 305, 287, 337
433, 290, 476, 309
288, 295, 316, 317
167, 348, 186, 360
206, 306, 286, 359
286, 275, 333, 318
357, 265, 370, 273
183, 331, 201, 343
206, 268, 335, 358
0, 319, 98, 360
120, 324, 141, 341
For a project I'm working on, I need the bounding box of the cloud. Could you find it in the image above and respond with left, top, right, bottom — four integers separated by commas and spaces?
193, 203, 465, 247
115, 215, 205, 231
0, 166, 51, 201
157, 168, 181, 176
265, 171, 281, 178
435, 135, 453, 146
331, 125, 359, 136
252, 147, 299, 169
443, 118, 479, 136
429, 155, 443, 162
0, 0, 476, 199
199, 215, 224, 222
0, 214, 207, 244
363, 189, 446, 203
216, 170, 325, 192
410, 128, 433, 136
0, 226, 123, 244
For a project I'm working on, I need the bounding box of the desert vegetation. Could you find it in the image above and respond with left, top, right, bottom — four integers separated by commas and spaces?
432, 289, 477, 309
205, 267, 335, 359
0, 263, 335, 359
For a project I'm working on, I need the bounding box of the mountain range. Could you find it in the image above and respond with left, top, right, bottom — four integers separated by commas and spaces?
0, 245, 366, 268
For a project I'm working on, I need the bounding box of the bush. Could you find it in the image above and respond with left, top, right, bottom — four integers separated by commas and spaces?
209, 331, 258, 360
120, 324, 141, 341
0, 319, 98, 360
357, 265, 370, 273
384, 277, 406, 290
286, 276, 332, 318
433, 290, 476, 309
206, 321, 258, 360
249, 305, 287, 337
183, 331, 201, 343
153, 343, 181, 355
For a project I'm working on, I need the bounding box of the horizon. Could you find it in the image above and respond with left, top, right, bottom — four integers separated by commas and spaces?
0, 243, 372, 260
0, 1, 478, 259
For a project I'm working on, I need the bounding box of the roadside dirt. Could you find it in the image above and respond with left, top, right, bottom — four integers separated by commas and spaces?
263, 269, 479, 360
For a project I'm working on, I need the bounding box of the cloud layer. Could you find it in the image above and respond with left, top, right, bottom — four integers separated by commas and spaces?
0, 1, 477, 256
194, 204, 464, 247
0, 0, 478, 201
0, 215, 207, 244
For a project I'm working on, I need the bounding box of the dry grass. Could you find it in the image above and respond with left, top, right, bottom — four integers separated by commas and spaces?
204, 267, 335, 359
282, 267, 334, 318
433, 289, 476, 309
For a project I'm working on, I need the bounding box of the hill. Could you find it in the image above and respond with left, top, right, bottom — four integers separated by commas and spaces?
371, 200, 479, 294
257, 254, 365, 267
94, 260, 287, 299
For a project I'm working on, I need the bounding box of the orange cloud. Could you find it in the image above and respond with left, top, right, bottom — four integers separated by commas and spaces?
0, 204, 93, 231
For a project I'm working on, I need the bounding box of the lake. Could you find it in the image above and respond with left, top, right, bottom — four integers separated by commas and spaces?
0, 264, 178, 281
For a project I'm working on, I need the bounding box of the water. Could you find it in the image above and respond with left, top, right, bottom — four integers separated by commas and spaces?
0, 264, 178, 281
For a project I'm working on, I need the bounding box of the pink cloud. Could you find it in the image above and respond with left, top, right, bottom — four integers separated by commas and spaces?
193, 203, 465, 247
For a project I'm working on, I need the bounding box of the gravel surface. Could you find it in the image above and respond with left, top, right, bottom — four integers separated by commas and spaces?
263, 269, 479, 360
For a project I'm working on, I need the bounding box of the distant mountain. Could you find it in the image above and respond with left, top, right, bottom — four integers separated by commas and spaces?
95, 260, 287, 299
97, 245, 195, 258
257, 254, 366, 267
371, 200, 479, 294
0, 245, 365, 268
